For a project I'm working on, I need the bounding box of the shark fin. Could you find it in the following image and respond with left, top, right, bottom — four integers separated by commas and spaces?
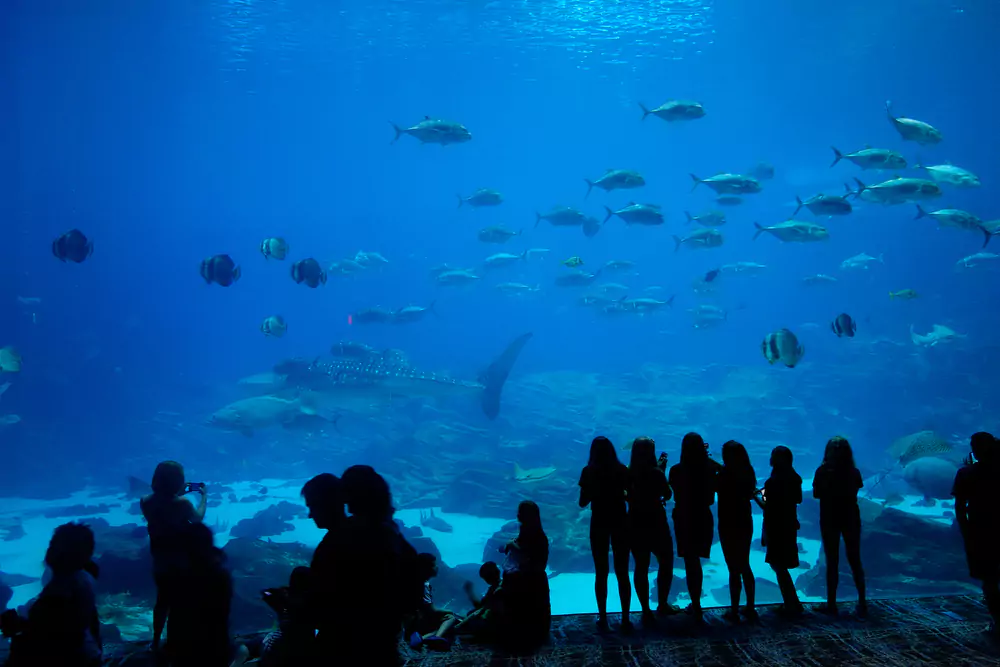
478, 333, 533, 420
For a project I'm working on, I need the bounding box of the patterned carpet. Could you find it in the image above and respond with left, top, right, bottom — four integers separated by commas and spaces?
2, 596, 997, 665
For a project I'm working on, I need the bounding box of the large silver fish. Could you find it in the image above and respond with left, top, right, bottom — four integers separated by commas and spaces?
273, 333, 533, 420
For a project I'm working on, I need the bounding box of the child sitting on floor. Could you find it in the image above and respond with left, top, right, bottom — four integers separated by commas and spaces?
408, 553, 459, 652
454, 561, 505, 642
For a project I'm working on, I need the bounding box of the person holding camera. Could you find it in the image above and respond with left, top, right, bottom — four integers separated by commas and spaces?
139, 460, 208, 652
260, 567, 315, 666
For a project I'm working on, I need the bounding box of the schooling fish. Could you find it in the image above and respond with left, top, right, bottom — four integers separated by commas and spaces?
762, 328, 805, 368
290, 258, 327, 288
830, 313, 857, 338
52, 229, 94, 263
261, 315, 288, 337
200, 254, 241, 287
260, 237, 289, 260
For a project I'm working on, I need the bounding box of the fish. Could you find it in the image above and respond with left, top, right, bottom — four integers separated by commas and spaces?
458, 188, 503, 208
276, 332, 532, 420
428, 264, 453, 279
889, 290, 919, 300
351, 307, 395, 325
955, 252, 1000, 270
582, 216, 603, 238
290, 258, 327, 288
585, 169, 645, 197
829, 146, 907, 170
684, 210, 726, 227
536, 207, 588, 228
554, 270, 601, 287
603, 260, 636, 273
840, 253, 883, 270
260, 237, 289, 260
802, 274, 838, 285
622, 296, 675, 312
689, 305, 727, 329
52, 229, 94, 263
390, 116, 471, 145
915, 206, 991, 248
881, 493, 905, 507
392, 302, 438, 323
261, 315, 288, 338
830, 313, 857, 338
435, 269, 481, 286
514, 462, 558, 483
721, 262, 767, 274
761, 329, 805, 368
561, 256, 584, 268
910, 324, 964, 348
794, 194, 852, 217
690, 173, 761, 195
748, 162, 775, 181
0, 382, 9, 401
354, 251, 389, 267
0, 347, 22, 373
851, 177, 942, 205
207, 394, 333, 438
674, 229, 723, 251
478, 226, 521, 244
329, 259, 366, 275
638, 99, 705, 122
914, 163, 980, 189
753, 221, 830, 243
704, 268, 720, 283
603, 202, 665, 226
886, 101, 942, 145
200, 254, 242, 287
496, 282, 540, 296
419, 509, 454, 533
483, 251, 528, 270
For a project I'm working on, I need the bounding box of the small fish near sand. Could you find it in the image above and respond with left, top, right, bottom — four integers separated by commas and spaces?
830, 313, 857, 338
390, 116, 472, 146
290, 258, 327, 288
585, 169, 645, 197
762, 328, 805, 368
886, 101, 942, 146
261, 315, 288, 338
200, 254, 242, 287
260, 237, 289, 260
458, 188, 504, 208
419, 509, 454, 533
52, 229, 94, 263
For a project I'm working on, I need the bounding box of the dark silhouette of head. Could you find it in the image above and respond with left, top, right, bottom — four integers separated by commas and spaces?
517, 500, 543, 533
289, 566, 311, 591
151, 460, 185, 496
588, 436, 619, 470
823, 436, 855, 470
721, 440, 750, 469
770, 445, 794, 471
341, 465, 394, 521
45, 522, 96, 577
479, 561, 501, 586
301, 473, 345, 530
680, 432, 708, 466
971, 432, 997, 464
417, 553, 438, 580
629, 436, 657, 470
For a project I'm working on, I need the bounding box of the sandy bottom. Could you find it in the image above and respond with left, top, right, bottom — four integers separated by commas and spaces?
0, 480, 956, 617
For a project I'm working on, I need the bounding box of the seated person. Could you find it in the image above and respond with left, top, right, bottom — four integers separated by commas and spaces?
454, 561, 504, 642
260, 566, 315, 666
407, 553, 459, 651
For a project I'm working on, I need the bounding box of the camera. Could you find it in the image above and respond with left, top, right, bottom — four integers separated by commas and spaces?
185, 482, 206, 493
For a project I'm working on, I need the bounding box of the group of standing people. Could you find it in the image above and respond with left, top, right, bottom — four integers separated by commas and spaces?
579, 432, 871, 630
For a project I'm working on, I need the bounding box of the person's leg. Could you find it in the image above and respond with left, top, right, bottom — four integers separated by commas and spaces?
741, 539, 756, 615
721, 535, 741, 616
633, 548, 652, 614
611, 524, 632, 625
152, 584, 169, 650
843, 521, 866, 611
655, 531, 676, 613
684, 556, 703, 612
590, 521, 611, 625
821, 521, 841, 612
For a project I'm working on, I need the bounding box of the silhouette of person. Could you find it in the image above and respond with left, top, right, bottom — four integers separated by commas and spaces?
953, 431, 1000, 633
717, 440, 758, 622
166, 523, 241, 667
813, 436, 867, 617
338, 465, 423, 666
407, 553, 458, 651
499, 500, 550, 652
627, 436, 677, 626
455, 562, 504, 642
578, 436, 632, 631
140, 460, 207, 652
300, 473, 347, 661
260, 566, 314, 666
3, 522, 102, 667
758, 445, 803, 616
668, 432, 721, 618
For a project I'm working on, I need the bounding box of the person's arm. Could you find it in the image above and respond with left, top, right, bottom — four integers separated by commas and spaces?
794, 481, 803, 505
953, 469, 970, 537
578, 469, 592, 508
753, 487, 766, 510
193, 487, 207, 520
660, 472, 672, 503
812, 467, 824, 500
463, 581, 482, 608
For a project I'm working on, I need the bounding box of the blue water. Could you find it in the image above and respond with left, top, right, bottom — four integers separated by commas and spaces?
2, 0, 998, 618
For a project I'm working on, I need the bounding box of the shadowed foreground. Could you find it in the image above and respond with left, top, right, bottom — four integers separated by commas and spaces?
4, 595, 996, 666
